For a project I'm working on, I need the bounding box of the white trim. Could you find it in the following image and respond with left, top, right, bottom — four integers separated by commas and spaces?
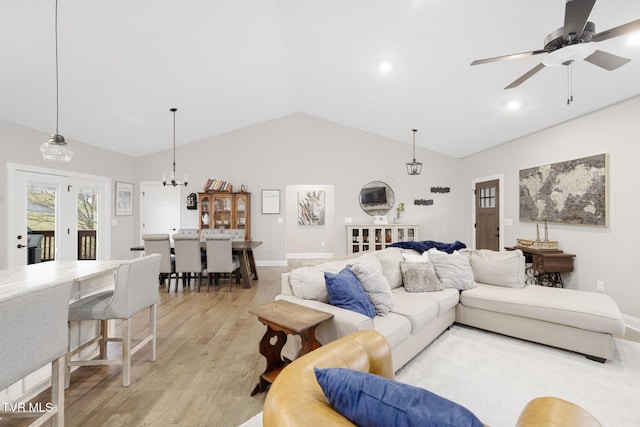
623, 314, 640, 330
470, 173, 504, 250
6, 162, 112, 266
286, 252, 335, 259
256, 260, 288, 267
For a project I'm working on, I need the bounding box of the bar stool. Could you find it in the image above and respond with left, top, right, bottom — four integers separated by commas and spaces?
66, 254, 161, 387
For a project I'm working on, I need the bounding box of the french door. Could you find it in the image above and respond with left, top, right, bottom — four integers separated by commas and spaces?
8, 164, 111, 268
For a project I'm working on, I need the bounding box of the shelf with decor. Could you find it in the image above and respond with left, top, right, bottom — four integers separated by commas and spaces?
198, 192, 251, 240
347, 224, 419, 254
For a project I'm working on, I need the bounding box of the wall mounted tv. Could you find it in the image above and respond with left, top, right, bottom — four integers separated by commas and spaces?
360, 186, 387, 206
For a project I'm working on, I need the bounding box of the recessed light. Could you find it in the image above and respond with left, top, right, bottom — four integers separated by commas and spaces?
506, 100, 522, 110
627, 33, 640, 46
378, 61, 394, 74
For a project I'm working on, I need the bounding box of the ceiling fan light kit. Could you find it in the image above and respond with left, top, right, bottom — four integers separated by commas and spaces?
162, 108, 188, 187
471, 0, 640, 96
41, 0, 73, 162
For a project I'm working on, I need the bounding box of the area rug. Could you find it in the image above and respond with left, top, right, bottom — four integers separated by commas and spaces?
240, 325, 640, 426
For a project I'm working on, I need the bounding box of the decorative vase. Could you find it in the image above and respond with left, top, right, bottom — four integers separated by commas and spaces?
393, 217, 400, 224
202, 213, 209, 225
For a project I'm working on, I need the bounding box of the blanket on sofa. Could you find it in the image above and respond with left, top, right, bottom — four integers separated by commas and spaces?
389, 240, 466, 254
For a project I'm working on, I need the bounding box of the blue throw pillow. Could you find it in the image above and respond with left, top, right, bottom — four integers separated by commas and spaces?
324, 268, 376, 318
315, 368, 484, 427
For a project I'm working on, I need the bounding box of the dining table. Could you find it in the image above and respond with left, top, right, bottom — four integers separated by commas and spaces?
130, 240, 262, 289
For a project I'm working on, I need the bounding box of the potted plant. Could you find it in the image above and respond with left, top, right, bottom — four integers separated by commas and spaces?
394, 202, 405, 224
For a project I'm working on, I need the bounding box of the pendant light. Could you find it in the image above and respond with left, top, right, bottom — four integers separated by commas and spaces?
40, 0, 73, 162
162, 108, 188, 187
406, 129, 422, 175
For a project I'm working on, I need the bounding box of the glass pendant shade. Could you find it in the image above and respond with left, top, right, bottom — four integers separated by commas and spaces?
42, 0, 72, 162
41, 134, 73, 162
406, 160, 422, 175
406, 129, 422, 175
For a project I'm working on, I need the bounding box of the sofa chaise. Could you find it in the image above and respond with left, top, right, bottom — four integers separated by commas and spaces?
277, 247, 625, 367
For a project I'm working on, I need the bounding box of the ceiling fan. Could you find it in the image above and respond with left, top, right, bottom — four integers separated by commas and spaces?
471, 0, 640, 89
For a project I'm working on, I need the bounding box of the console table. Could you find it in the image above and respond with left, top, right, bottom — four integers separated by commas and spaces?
506, 246, 576, 288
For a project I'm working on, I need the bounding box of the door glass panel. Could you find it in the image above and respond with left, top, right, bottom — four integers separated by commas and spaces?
27, 182, 57, 262
479, 186, 496, 208
77, 188, 98, 260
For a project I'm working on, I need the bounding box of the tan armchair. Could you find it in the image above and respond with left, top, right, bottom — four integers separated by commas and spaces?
263, 330, 602, 427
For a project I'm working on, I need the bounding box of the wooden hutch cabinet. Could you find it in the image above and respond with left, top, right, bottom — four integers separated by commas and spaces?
198, 192, 251, 240
347, 224, 419, 254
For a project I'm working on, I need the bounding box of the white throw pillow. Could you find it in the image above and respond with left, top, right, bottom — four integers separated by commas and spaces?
350, 262, 393, 316
469, 249, 525, 288
401, 252, 429, 263
375, 248, 405, 290
427, 249, 477, 290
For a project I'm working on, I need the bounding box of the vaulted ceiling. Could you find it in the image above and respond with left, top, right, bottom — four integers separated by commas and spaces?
1, 0, 640, 159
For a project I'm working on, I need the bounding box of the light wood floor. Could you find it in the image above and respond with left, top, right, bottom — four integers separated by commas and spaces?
17, 266, 287, 427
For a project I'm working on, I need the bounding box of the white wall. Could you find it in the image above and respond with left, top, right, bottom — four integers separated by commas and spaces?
461, 96, 640, 319
134, 113, 466, 265
3, 103, 638, 320
0, 119, 138, 269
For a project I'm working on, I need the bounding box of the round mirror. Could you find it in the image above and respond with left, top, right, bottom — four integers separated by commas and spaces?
359, 181, 395, 216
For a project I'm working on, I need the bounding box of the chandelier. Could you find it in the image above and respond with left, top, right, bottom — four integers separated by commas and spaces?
40, 0, 73, 162
162, 108, 188, 187
406, 129, 422, 175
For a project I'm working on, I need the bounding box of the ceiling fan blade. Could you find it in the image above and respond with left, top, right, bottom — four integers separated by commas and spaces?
584, 49, 631, 70
563, 0, 596, 40
471, 50, 546, 66
505, 63, 546, 89
592, 18, 640, 42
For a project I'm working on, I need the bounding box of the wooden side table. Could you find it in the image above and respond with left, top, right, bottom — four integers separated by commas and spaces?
249, 300, 333, 395
506, 245, 576, 287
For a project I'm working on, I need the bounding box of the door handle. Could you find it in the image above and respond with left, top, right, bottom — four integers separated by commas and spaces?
17, 244, 25, 249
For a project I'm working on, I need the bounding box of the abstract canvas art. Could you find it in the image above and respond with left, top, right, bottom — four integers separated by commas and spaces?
298, 190, 325, 225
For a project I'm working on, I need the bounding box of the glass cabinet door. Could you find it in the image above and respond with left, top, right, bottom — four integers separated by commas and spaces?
199, 195, 211, 229
213, 194, 233, 229
235, 193, 247, 229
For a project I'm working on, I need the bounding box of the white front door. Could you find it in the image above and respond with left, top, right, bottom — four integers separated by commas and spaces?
8, 164, 111, 268
139, 182, 181, 241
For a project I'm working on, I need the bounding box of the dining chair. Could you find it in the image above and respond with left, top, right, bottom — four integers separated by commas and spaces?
177, 228, 199, 235
66, 254, 161, 387
205, 235, 241, 292
173, 233, 206, 291
200, 228, 222, 241
226, 228, 246, 242
142, 233, 176, 291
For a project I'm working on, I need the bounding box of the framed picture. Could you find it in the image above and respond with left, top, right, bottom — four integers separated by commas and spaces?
262, 189, 280, 214
519, 153, 608, 226
115, 182, 134, 216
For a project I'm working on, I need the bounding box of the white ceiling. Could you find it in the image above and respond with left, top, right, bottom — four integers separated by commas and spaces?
1, 0, 640, 159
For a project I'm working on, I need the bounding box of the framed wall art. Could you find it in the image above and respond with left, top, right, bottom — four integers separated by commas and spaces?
519, 153, 608, 226
115, 181, 134, 216
262, 189, 280, 214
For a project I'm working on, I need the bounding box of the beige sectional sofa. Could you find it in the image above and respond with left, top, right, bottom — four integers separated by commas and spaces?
278, 247, 625, 368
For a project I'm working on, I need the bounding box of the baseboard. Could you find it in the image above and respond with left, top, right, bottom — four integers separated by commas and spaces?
286, 252, 335, 259
255, 260, 287, 267
623, 314, 640, 330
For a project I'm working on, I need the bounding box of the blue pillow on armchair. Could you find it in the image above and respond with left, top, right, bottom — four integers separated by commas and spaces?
315, 367, 484, 427
324, 268, 376, 318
